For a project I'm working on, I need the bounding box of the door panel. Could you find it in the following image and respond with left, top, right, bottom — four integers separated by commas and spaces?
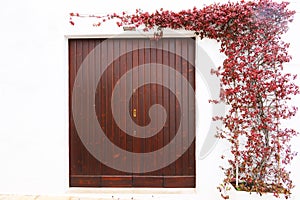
69, 38, 195, 187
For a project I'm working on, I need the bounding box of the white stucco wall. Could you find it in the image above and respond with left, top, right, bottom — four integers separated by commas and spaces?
0, 0, 299, 199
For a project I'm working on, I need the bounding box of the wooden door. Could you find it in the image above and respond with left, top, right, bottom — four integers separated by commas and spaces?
69, 38, 195, 187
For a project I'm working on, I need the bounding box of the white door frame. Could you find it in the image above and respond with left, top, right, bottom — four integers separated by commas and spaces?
65, 28, 220, 199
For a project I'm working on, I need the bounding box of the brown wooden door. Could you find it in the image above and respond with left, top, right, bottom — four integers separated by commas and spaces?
69, 38, 195, 187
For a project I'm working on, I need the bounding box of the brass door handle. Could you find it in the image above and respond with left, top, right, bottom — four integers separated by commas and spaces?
133, 108, 137, 118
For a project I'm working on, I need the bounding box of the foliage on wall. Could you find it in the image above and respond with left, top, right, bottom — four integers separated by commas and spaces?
70, 0, 299, 198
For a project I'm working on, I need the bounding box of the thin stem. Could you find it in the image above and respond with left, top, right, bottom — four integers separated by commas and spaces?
236, 163, 239, 187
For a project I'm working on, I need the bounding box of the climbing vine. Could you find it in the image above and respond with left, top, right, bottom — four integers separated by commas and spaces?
70, 0, 299, 198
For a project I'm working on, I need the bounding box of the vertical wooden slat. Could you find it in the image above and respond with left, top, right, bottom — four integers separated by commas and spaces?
162, 39, 172, 177
94, 39, 103, 177
125, 39, 133, 182
100, 39, 108, 176
143, 39, 151, 176
126, 39, 133, 156
76, 40, 84, 175
112, 39, 121, 175
175, 38, 183, 176
131, 39, 140, 174
149, 40, 158, 176
155, 39, 164, 177
188, 38, 196, 176
69, 40, 77, 178
81, 40, 89, 174
181, 38, 189, 175
106, 39, 114, 175
168, 39, 176, 176
138, 39, 145, 172
119, 39, 128, 171
87, 40, 94, 175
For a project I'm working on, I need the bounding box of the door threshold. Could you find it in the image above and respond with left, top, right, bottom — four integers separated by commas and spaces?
68, 187, 196, 194
67, 188, 198, 200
